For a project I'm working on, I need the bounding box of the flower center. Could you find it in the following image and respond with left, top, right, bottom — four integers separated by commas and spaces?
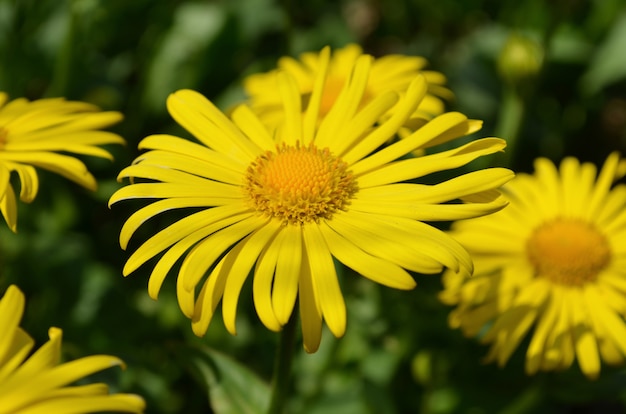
526, 218, 611, 286
245, 143, 358, 225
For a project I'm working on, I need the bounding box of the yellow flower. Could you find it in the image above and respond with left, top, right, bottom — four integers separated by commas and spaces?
0, 285, 145, 413
244, 44, 452, 128
440, 153, 626, 379
110, 50, 512, 353
0, 92, 125, 232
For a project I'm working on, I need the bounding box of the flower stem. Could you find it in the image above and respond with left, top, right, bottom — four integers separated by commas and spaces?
494, 85, 525, 168
48, 0, 78, 97
267, 312, 298, 414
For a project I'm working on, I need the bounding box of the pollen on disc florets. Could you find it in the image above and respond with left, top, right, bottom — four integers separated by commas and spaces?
526, 218, 611, 286
245, 142, 358, 225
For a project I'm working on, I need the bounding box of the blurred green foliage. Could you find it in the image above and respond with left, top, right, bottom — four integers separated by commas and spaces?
1, 0, 626, 413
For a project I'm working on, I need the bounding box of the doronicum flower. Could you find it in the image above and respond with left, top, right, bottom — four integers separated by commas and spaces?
110, 50, 512, 352
440, 153, 626, 379
0, 92, 124, 232
0, 285, 145, 413
244, 44, 452, 128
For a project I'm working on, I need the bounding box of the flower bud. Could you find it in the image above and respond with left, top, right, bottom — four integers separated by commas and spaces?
497, 33, 544, 85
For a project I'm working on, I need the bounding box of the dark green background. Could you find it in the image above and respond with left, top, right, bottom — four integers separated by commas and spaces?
1, 0, 626, 412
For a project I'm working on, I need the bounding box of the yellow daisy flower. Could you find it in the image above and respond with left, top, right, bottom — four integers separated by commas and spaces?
110, 50, 512, 353
0, 92, 125, 232
0, 285, 145, 413
440, 153, 626, 379
243, 43, 451, 128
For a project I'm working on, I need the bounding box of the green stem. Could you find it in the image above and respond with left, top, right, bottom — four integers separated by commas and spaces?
498, 382, 544, 414
47, 0, 77, 97
267, 311, 298, 414
494, 85, 525, 168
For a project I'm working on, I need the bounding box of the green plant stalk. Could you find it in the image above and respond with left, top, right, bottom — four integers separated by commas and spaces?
498, 382, 544, 414
48, 1, 77, 97
494, 85, 525, 168
267, 311, 298, 414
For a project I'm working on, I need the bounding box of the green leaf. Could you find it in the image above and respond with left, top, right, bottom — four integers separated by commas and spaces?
181, 344, 270, 414
142, 2, 228, 113
581, 12, 626, 94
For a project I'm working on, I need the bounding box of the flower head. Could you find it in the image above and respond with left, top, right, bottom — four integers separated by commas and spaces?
440, 153, 626, 379
0, 92, 125, 231
0, 285, 145, 413
244, 44, 452, 128
110, 49, 512, 352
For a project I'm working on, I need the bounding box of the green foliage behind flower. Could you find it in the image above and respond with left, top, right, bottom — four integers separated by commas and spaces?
1, 0, 626, 413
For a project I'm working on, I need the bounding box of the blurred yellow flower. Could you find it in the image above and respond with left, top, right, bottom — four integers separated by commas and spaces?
244, 44, 452, 128
0, 92, 125, 232
0, 285, 145, 413
110, 50, 512, 352
440, 153, 626, 379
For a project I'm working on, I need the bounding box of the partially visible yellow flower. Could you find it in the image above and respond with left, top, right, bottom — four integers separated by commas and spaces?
0, 92, 125, 232
440, 153, 626, 379
0, 285, 145, 413
244, 44, 452, 128
110, 49, 512, 353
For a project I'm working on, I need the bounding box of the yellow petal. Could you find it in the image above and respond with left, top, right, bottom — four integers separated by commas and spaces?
568, 289, 600, 379
299, 251, 323, 353
4, 162, 39, 203
0, 286, 26, 362
327, 212, 446, 274
132, 149, 244, 185
349, 196, 508, 222
356, 138, 506, 187
597, 186, 626, 231
316, 54, 372, 150
191, 256, 229, 335
583, 287, 624, 366
525, 290, 560, 375
484, 279, 549, 366
0, 181, 18, 232
302, 223, 346, 339
230, 105, 276, 152
147, 213, 245, 300
110, 182, 242, 205
586, 152, 620, 219
583, 285, 626, 357
341, 75, 427, 164
0, 329, 33, 383
350, 112, 469, 174
358, 168, 513, 204
0, 152, 96, 191
166, 89, 260, 161
18, 145, 114, 161
138, 134, 247, 171
302, 46, 330, 145
118, 199, 248, 250
122, 208, 250, 275
7, 111, 122, 139
275, 71, 302, 146
180, 215, 268, 291
271, 225, 303, 325
319, 221, 416, 289
16, 394, 145, 414
222, 220, 282, 335
177, 269, 197, 319
253, 234, 283, 332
